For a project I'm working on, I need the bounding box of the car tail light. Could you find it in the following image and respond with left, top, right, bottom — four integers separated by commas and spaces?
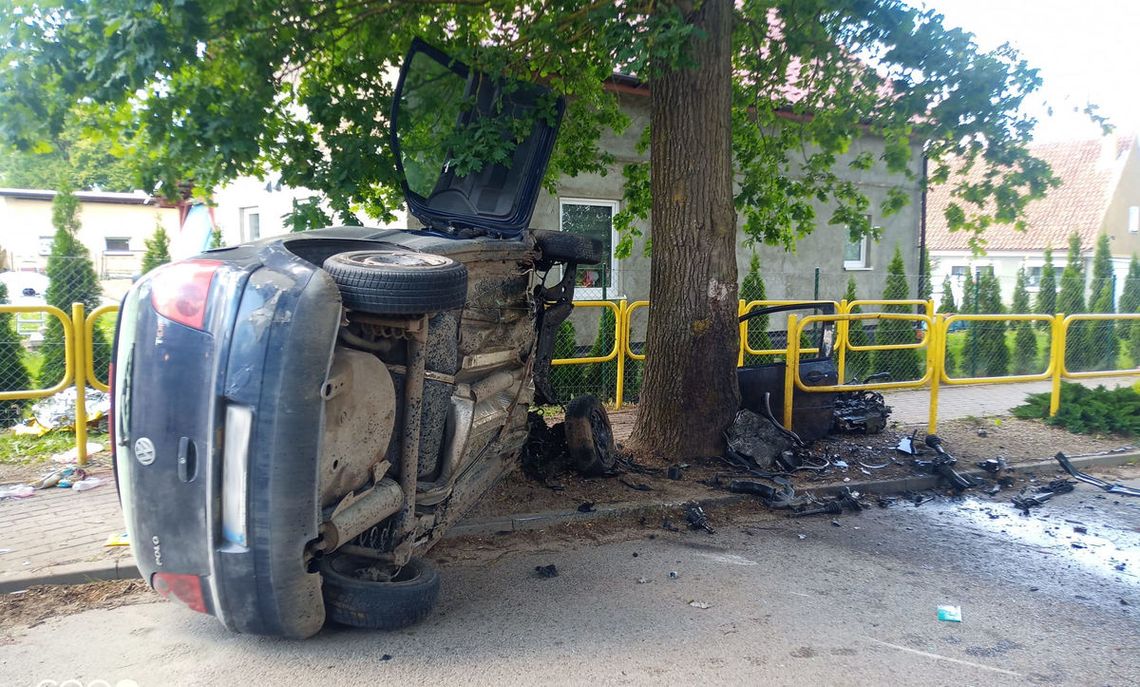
149, 259, 221, 330
222, 405, 253, 547
152, 572, 207, 613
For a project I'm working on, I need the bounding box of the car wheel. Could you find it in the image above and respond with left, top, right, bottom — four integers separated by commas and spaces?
563, 395, 617, 476
323, 250, 468, 315
319, 554, 441, 630
532, 229, 604, 265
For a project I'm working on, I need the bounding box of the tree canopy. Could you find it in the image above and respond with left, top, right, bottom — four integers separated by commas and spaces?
2, 0, 1051, 243
0, 0, 1059, 456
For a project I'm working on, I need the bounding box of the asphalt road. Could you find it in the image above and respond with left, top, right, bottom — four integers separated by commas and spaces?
2, 473, 1138, 687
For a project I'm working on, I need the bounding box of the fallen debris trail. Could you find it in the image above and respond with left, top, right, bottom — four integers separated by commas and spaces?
2, 471, 1136, 686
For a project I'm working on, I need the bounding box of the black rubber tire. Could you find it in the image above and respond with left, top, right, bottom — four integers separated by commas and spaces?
563, 395, 617, 476
319, 554, 441, 630
532, 229, 604, 265
323, 250, 468, 315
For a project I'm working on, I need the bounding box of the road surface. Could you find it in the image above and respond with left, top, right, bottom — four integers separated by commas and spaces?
2, 472, 1137, 686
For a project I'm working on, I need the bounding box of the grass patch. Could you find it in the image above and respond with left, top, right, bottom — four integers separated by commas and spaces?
0, 430, 110, 465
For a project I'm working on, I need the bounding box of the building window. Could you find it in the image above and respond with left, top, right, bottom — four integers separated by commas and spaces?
844, 236, 871, 270
38, 237, 53, 256
1130, 206, 1139, 233
559, 198, 619, 300
1025, 265, 1043, 288
950, 265, 969, 279
105, 237, 131, 253
240, 207, 261, 242
975, 265, 994, 278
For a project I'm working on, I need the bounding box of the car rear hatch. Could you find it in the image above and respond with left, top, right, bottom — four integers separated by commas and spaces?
391, 38, 565, 238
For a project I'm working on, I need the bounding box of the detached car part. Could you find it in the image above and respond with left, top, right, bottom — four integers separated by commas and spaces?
1054, 452, 1140, 497
915, 435, 976, 491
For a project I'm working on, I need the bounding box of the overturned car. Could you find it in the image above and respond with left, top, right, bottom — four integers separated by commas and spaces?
113, 40, 613, 637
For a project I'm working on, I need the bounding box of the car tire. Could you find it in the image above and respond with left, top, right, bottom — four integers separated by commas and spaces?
563, 395, 617, 476
323, 250, 468, 315
532, 229, 604, 265
319, 554, 441, 630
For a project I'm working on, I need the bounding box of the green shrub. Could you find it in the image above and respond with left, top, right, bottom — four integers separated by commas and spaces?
740, 253, 773, 365
1035, 246, 1057, 319
1013, 382, 1140, 436
140, 224, 171, 275
550, 319, 581, 402
41, 186, 108, 388
1088, 233, 1118, 370
938, 274, 956, 314
871, 246, 922, 380
1059, 233, 1092, 371
843, 277, 870, 381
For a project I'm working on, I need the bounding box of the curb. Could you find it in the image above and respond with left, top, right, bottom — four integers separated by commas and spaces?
4, 451, 1136, 593
0, 558, 139, 595
443, 450, 1140, 538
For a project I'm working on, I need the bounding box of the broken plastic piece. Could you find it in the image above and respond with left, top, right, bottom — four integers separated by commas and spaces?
0, 484, 34, 499
937, 605, 962, 622
1054, 453, 1140, 497
534, 564, 559, 578
577, 502, 596, 513
685, 503, 714, 534
976, 457, 1008, 473
689, 601, 711, 609
668, 571, 679, 579
667, 465, 683, 480
1011, 479, 1075, 514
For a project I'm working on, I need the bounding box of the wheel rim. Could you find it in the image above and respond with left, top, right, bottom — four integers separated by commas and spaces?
343, 251, 452, 269
328, 555, 419, 584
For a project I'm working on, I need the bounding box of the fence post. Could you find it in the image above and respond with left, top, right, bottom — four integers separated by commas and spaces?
837, 299, 849, 383
72, 303, 88, 467
614, 299, 627, 409
783, 315, 799, 430
928, 314, 942, 434
737, 299, 747, 367
1049, 314, 1066, 416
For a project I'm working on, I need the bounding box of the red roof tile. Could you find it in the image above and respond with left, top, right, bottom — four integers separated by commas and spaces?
927, 135, 1136, 252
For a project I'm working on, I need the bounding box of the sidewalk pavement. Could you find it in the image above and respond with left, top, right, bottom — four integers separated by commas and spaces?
2, 374, 1136, 591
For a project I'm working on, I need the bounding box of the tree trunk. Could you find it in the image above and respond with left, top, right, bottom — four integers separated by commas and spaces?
629, 0, 739, 460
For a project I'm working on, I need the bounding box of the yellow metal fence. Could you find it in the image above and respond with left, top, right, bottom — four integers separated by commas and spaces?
556, 299, 1140, 436
4, 300, 1137, 467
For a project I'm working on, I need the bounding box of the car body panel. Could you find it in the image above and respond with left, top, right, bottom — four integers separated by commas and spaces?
391, 38, 565, 238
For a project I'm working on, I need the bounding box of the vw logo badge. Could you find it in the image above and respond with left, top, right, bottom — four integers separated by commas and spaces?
135, 437, 156, 466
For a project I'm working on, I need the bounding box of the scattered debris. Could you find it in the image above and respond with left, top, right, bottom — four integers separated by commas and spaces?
662, 518, 680, 533
797, 534, 807, 540
667, 465, 684, 480
832, 377, 892, 434
831, 519, 841, 527
858, 458, 891, 469
0, 484, 35, 499
668, 571, 679, 579
577, 502, 596, 513
833, 459, 849, 469
916, 435, 976, 491
977, 429, 988, 437
722, 477, 797, 508
637, 577, 650, 584
1055, 452, 1140, 497
937, 605, 963, 623
619, 479, 653, 492
685, 503, 715, 533
1073, 525, 1088, 534
724, 409, 796, 470
689, 601, 711, 609
534, 564, 559, 578
895, 431, 921, 456
380, 655, 393, 662
1012, 479, 1076, 514
976, 457, 1008, 474
104, 533, 130, 547
72, 477, 103, 492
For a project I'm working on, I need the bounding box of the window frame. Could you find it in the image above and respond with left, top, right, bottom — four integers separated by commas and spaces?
843, 235, 871, 271
240, 206, 261, 242
558, 197, 621, 300
104, 237, 132, 254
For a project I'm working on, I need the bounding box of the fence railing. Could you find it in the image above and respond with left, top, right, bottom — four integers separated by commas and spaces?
555, 298, 1140, 436
3, 300, 1138, 467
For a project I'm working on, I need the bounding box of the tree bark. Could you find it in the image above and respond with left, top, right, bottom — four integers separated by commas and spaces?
629, 0, 739, 459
